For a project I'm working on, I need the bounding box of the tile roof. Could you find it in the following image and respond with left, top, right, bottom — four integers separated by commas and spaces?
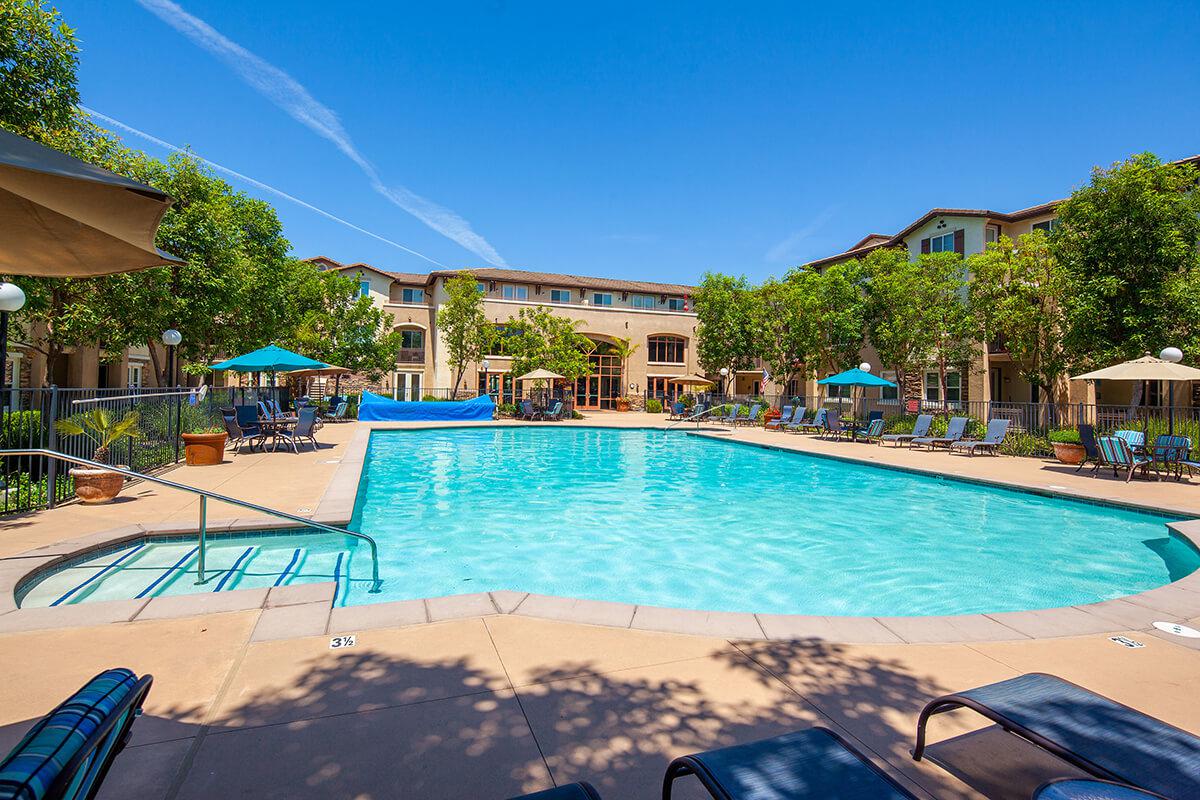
430, 267, 693, 295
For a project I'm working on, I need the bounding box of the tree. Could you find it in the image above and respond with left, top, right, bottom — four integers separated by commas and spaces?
283, 267, 402, 381
0, 0, 80, 142
610, 336, 639, 398
437, 272, 493, 395
1055, 153, 1200, 378
503, 306, 593, 383
789, 261, 867, 380
862, 247, 933, 399
968, 232, 1069, 403
748, 277, 810, 393
693, 273, 755, 393
917, 252, 976, 411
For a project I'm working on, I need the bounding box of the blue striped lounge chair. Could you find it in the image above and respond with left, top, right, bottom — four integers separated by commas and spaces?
1034, 778, 1167, 800
543, 401, 565, 421
856, 417, 885, 442
1151, 434, 1192, 480
914, 673, 1200, 799
1098, 436, 1152, 482
765, 405, 794, 430
911, 416, 968, 450
1113, 429, 1145, 452
949, 418, 1010, 456
781, 406, 809, 432
793, 407, 827, 434
0, 668, 153, 800
664, 727, 916, 800
508, 783, 603, 800
881, 414, 932, 447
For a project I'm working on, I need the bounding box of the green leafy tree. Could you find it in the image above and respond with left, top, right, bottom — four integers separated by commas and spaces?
437, 272, 494, 394
0, 0, 80, 141
862, 247, 932, 399
693, 273, 755, 393
748, 277, 810, 394
789, 261, 867, 380
968, 232, 1069, 403
504, 306, 593, 383
917, 252, 976, 410
1054, 153, 1200, 381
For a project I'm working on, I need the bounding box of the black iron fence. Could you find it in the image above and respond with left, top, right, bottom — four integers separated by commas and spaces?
1, 385, 289, 516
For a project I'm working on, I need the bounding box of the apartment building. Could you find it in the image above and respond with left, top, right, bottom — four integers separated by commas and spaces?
306, 257, 700, 410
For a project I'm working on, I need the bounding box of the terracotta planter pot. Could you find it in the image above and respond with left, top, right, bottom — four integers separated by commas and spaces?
182, 432, 228, 466
69, 466, 127, 504
615, 398, 631, 412
1052, 441, 1086, 465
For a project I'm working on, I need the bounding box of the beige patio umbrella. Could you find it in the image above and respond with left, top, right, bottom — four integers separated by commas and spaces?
1072, 352, 1200, 434
668, 373, 715, 387
0, 128, 182, 276
284, 364, 352, 399
516, 368, 565, 382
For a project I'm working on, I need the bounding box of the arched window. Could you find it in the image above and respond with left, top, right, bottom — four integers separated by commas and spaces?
648, 335, 685, 364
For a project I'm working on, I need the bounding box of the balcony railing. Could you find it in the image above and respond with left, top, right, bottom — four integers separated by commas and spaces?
396, 348, 425, 364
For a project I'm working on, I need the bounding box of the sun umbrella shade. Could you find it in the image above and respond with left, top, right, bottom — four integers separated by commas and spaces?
0, 128, 183, 276
516, 368, 565, 382
1071, 355, 1200, 382
669, 374, 715, 386
210, 345, 328, 373
818, 368, 897, 388
284, 364, 352, 379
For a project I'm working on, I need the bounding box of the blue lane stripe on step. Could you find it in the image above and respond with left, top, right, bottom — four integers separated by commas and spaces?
213, 547, 256, 592
332, 552, 345, 605
136, 546, 199, 599
273, 548, 303, 587
51, 544, 146, 606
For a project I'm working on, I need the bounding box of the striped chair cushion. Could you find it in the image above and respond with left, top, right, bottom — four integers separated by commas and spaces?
0, 669, 139, 800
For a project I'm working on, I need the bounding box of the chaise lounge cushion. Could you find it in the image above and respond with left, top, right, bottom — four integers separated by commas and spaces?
507, 782, 603, 800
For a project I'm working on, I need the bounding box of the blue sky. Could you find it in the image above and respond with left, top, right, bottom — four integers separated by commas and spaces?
61, 1, 1200, 283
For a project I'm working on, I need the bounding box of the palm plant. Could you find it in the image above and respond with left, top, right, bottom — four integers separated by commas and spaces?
611, 336, 640, 397
56, 409, 141, 464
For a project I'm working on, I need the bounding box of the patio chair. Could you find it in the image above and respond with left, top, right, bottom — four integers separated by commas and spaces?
519, 400, 541, 421
1114, 429, 1145, 452
664, 726, 916, 800
855, 417, 885, 442
791, 407, 826, 434
1097, 436, 1152, 482
508, 783, 603, 800
222, 412, 265, 454
738, 403, 762, 427
1151, 434, 1192, 480
911, 416, 968, 450
543, 401, 565, 421
0, 668, 153, 800
668, 401, 686, 420
880, 414, 932, 447
913, 673, 1200, 799
780, 405, 809, 432
716, 404, 742, 425
234, 404, 260, 430
323, 401, 349, 422
274, 407, 320, 453
949, 418, 1009, 456
1034, 778, 1168, 800
1076, 424, 1102, 475
765, 405, 794, 431
820, 410, 845, 440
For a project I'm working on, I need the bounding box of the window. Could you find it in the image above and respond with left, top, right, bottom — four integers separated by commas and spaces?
401, 287, 424, 303
550, 289, 571, 303
647, 335, 685, 363
503, 285, 529, 300
1031, 218, 1061, 234
929, 231, 955, 253
985, 224, 1001, 244
476, 282, 487, 294
399, 329, 423, 349
631, 294, 656, 309
127, 364, 144, 388
881, 371, 898, 402
592, 293, 613, 307
359, 280, 371, 298
667, 298, 687, 311
826, 380, 852, 401
924, 371, 962, 406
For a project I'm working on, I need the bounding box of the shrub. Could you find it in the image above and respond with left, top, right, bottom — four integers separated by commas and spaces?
571, 409, 584, 419
646, 398, 663, 414
1048, 428, 1081, 444
680, 393, 695, 409
1000, 431, 1053, 457
498, 402, 519, 417
1, 410, 44, 449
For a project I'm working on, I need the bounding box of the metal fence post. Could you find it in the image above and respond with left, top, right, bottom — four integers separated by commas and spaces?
173, 390, 182, 463
46, 386, 58, 509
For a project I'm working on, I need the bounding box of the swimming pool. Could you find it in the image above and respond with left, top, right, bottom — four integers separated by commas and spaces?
348, 427, 1199, 616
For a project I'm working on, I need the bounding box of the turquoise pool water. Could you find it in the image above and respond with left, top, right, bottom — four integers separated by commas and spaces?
349, 427, 1200, 616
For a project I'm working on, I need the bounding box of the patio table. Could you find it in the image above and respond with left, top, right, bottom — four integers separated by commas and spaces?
258, 416, 297, 452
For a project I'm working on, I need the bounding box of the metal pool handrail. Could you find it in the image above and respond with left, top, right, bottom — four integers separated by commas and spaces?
0, 448, 381, 593
666, 406, 726, 431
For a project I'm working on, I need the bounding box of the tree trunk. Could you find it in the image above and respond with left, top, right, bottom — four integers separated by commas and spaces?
451, 367, 463, 397
1128, 380, 1144, 419
147, 341, 165, 388
938, 354, 948, 413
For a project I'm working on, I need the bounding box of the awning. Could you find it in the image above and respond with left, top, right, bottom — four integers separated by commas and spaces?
0, 128, 183, 276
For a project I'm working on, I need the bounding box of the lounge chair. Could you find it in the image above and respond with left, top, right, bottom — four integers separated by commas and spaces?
508, 783, 603, 800
664, 727, 916, 800
1076, 424, 1102, 474
1034, 778, 1168, 800
543, 401, 565, 421
911, 416, 968, 450
274, 407, 320, 453
222, 412, 265, 454
855, 417, 885, 442
792, 407, 827, 434
1114, 429, 1145, 452
716, 404, 742, 425
0, 668, 153, 800
949, 418, 1009, 456
781, 406, 809, 432
738, 403, 762, 427
913, 673, 1200, 799
765, 405, 795, 431
880, 414, 932, 447
324, 401, 349, 422
1151, 434, 1192, 480
519, 400, 541, 421
1098, 436, 1152, 482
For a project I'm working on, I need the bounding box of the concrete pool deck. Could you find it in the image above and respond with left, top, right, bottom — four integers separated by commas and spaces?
2, 413, 1200, 798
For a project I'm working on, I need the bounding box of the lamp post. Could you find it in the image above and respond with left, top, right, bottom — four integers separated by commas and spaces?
719, 367, 729, 400
1161, 346, 1183, 435
161, 329, 182, 387
0, 283, 27, 410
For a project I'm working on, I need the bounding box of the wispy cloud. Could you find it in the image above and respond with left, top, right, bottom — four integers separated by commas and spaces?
84, 107, 446, 267
135, 0, 506, 266
765, 205, 840, 263
602, 233, 659, 244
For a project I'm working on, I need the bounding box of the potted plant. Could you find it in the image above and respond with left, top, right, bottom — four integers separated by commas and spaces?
56, 409, 140, 503
1049, 428, 1085, 464
181, 422, 228, 466
615, 396, 632, 412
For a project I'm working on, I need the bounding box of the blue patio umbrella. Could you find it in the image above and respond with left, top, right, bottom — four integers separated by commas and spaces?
211, 344, 328, 373
818, 368, 897, 421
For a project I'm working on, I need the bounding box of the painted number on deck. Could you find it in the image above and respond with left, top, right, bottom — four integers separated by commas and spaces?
1108, 635, 1144, 649
329, 635, 357, 649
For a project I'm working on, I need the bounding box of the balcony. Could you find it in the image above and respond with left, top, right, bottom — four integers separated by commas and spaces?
987, 335, 1009, 355
396, 348, 425, 365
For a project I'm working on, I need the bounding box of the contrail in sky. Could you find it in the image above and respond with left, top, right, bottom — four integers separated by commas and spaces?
134, 0, 507, 266
84, 107, 447, 267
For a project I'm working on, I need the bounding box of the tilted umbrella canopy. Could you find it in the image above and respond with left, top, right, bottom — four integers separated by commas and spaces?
1071, 355, 1200, 382
210, 345, 328, 373
516, 368, 565, 382
818, 368, 897, 388
0, 128, 183, 276
669, 373, 715, 386
284, 364, 352, 379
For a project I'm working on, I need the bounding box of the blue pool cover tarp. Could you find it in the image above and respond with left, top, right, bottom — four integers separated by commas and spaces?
357, 390, 495, 422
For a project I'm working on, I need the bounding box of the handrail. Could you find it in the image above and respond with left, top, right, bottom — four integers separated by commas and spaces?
0, 448, 381, 593
666, 406, 724, 431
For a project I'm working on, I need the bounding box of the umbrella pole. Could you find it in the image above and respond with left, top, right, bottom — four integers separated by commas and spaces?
1169, 381, 1175, 436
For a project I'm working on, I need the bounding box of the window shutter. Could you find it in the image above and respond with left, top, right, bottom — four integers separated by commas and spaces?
953, 229, 965, 255
920, 237, 931, 254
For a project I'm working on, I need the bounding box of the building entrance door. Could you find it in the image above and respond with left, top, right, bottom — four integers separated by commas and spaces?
574, 345, 620, 409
